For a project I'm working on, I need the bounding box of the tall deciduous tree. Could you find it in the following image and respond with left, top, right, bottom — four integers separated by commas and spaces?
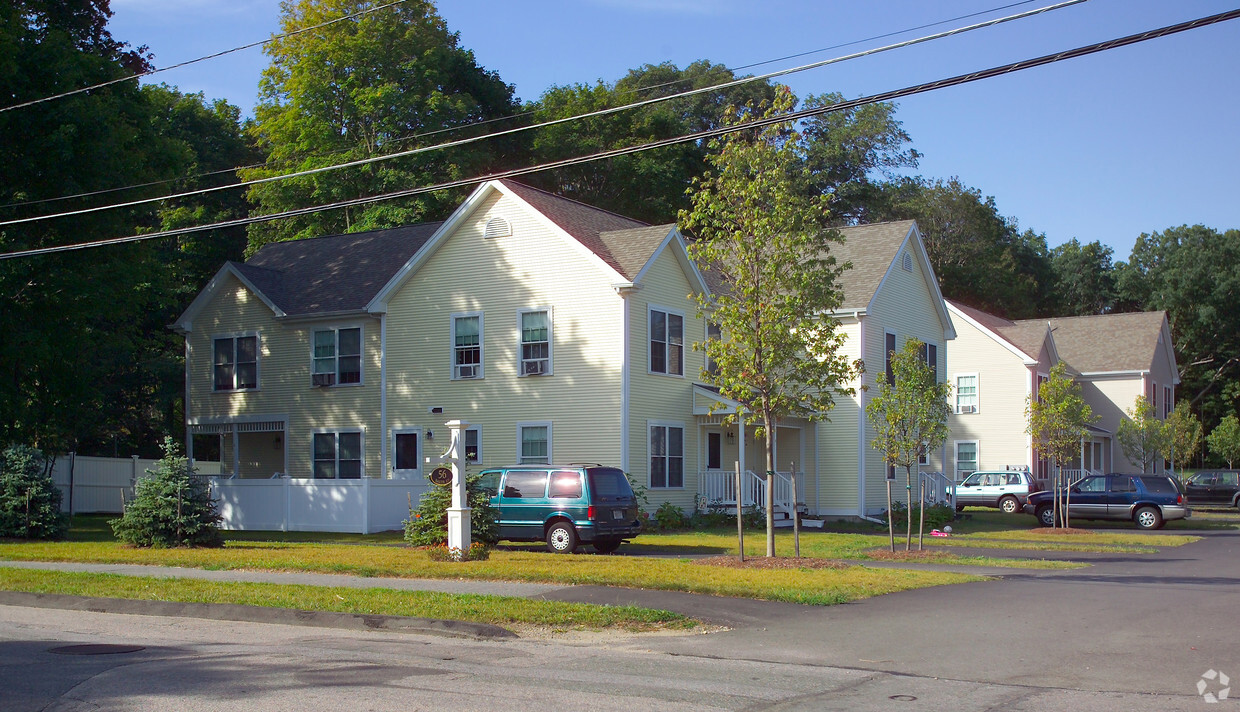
242, 0, 519, 251
680, 90, 862, 557
866, 338, 952, 551
1116, 396, 1169, 474
1027, 362, 1095, 528
1165, 402, 1203, 478
1050, 238, 1117, 316
1207, 415, 1240, 469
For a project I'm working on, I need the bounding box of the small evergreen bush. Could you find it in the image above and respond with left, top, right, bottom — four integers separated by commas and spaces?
111, 438, 223, 548
404, 471, 499, 547
883, 501, 955, 530
0, 445, 67, 540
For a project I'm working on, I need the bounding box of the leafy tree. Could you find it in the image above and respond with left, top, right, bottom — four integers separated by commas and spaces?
1207, 415, 1240, 469
0, 445, 67, 540
1050, 238, 1116, 315
1116, 396, 1169, 474
242, 0, 519, 251
680, 90, 863, 557
404, 472, 498, 547
111, 438, 222, 547
865, 339, 951, 551
1026, 362, 1095, 528
1165, 402, 1203, 478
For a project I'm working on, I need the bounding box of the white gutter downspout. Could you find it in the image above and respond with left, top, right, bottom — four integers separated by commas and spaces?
380, 313, 388, 479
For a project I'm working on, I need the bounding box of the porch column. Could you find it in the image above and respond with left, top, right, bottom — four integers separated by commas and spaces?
1080, 437, 1085, 475
445, 420, 471, 554
232, 428, 240, 478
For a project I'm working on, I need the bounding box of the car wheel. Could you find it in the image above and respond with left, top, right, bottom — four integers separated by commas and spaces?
999, 496, 1020, 514
545, 521, 578, 554
1036, 505, 1056, 527
1134, 506, 1163, 530
593, 538, 622, 554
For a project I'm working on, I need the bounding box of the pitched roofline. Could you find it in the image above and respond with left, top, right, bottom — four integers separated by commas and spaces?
1159, 315, 1181, 385
494, 181, 632, 282
869, 223, 956, 340
171, 262, 286, 334
945, 301, 1039, 365
632, 225, 711, 296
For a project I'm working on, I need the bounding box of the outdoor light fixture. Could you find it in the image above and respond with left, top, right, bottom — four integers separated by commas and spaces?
726, 431, 735, 445
425, 429, 433, 440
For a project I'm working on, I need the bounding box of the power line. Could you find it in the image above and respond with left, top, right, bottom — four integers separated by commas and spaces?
5, 6, 1235, 262
0, 0, 415, 114
0, 0, 1087, 229
0, 0, 1055, 212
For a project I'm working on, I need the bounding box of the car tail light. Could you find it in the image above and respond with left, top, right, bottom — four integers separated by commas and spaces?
1177, 494, 1184, 505
587, 505, 596, 521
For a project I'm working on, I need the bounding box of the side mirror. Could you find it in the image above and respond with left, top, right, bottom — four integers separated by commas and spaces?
1071, 486, 1081, 494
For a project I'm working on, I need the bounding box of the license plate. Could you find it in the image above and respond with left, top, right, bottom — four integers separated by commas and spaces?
612, 509, 625, 520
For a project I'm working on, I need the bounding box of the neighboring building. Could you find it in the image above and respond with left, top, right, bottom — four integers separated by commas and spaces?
174, 182, 953, 522
946, 301, 1178, 482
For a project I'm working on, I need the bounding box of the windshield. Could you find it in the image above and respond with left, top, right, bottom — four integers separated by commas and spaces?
587, 468, 634, 501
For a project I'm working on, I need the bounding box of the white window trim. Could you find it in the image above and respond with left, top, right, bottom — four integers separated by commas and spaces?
463, 425, 482, 466
516, 421, 552, 465
954, 439, 979, 478
312, 428, 365, 479
310, 323, 365, 387
391, 428, 421, 478
212, 331, 260, 392
450, 311, 484, 380
517, 306, 553, 377
647, 304, 686, 377
647, 419, 686, 490
955, 372, 980, 414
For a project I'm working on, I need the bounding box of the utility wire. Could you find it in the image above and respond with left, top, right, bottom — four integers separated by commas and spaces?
0, 0, 414, 113
5, 6, 1235, 262
0, 0, 1086, 229
0, 0, 1051, 212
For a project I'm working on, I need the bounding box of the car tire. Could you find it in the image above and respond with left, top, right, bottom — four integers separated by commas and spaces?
593, 538, 622, 554
1036, 505, 1056, 527
1134, 506, 1163, 530
999, 496, 1020, 514
545, 521, 578, 554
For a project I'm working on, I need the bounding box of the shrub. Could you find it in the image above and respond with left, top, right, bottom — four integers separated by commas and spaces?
111, 438, 222, 548
404, 471, 499, 547
0, 445, 67, 540
651, 501, 688, 531
883, 501, 955, 530
424, 541, 491, 562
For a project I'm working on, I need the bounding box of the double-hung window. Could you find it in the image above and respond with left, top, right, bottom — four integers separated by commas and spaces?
313, 431, 362, 479
452, 313, 483, 379
649, 423, 684, 488
519, 309, 551, 376
956, 374, 978, 413
955, 441, 978, 480
649, 307, 683, 375
705, 321, 722, 377
518, 423, 550, 464
312, 327, 361, 386
213, 334, 258, 391
885, 332, 897, 386
463, 426, 481, 465
919, 342, 938, 382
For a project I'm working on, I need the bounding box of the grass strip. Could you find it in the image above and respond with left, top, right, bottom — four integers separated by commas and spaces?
0, 568, 691, 632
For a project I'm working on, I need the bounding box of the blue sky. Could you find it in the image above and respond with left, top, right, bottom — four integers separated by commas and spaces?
106, 0, 1239, 259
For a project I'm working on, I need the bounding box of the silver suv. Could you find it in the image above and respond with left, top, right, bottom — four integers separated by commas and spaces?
954, 470, 1035, 513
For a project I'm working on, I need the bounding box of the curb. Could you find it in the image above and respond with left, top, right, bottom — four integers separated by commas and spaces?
0, 591, 517, 641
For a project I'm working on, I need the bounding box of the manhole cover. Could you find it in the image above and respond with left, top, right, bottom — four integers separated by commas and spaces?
49, 644, 145, 656
889, 695, 918, 702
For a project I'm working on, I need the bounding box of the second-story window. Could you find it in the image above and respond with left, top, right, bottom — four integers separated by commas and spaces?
213, 334, 258, 391
956, 374, 979, 413
650, 307, 683, 375
312, 327, 361, 386
519, 309, 551, 376
705, 321, 722, 377
452, 313, 483, 379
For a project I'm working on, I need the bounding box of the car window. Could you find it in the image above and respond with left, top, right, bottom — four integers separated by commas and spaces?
477, 471, 500, 497
501, 471, 548, 498
1138, 476, 1176, 494
1005, 473, 1023, 485
1219, 473, 1239, 487
963, 473, 983, 486
1077, 477, 1106, 493
548, 470, 583, 499
1188, 472, 1214, 485
1109, 476, 1136, 493
587, 468, 634, 501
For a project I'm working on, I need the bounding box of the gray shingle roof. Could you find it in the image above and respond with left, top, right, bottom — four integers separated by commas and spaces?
243, 222, 441, 316
833, 220, 916, 310
1020, 311, 1169, 373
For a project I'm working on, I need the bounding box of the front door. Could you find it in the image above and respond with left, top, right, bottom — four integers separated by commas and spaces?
707, 432, 722, 470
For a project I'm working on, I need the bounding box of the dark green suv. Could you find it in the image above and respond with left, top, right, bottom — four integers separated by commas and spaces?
476, 465, 642, 554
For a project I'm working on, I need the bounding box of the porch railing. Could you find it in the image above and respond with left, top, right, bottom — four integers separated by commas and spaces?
919, 471, 954, 508
697, 469, 803, 518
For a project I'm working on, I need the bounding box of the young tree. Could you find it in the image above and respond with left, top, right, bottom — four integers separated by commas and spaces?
111, 438, 222, 548
866, 339, 952, 551
1027, 362, 1095, 528
1116, 396, 1170, 474
1165, 402, 1203, 478
1207, 415, 1240, 468
0, 445, 67, 540
680, 89, 863, 557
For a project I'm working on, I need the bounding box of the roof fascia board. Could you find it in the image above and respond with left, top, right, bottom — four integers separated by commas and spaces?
633, 226, 711, 295
945, 301, 1036, 365
172, 263, 285, 334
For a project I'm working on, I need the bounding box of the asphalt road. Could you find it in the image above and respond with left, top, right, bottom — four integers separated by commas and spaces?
2, 529, 1237, 710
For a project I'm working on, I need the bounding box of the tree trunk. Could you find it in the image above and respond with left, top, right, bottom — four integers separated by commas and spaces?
904, 465, 913, 551
765, 418, 776, 558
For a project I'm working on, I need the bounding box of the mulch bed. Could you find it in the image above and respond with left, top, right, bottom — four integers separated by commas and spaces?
1027, 527, 1096, 535
864, 548, 958, 561
693, 555, 849, 570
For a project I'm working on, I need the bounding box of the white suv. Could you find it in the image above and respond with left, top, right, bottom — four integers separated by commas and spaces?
954, 470, 1035, 514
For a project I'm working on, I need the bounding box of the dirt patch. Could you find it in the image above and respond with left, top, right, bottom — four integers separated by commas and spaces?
864, 548, 959, 562
693, 555, 849, 570
1027, 527, 1096, 535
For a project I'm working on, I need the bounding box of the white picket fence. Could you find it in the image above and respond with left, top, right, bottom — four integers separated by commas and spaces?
49, 454, 224, 514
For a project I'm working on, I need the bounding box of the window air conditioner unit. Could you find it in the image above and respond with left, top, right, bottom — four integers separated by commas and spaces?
959, 405, 976, 414
312, 373, 336, 387
524, 361, 547, 376
458, 365, 477, 379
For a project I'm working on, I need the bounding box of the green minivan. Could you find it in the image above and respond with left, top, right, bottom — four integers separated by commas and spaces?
477, 465, 642, 554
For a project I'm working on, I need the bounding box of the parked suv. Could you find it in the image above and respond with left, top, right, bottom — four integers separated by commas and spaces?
1183, 470, 1240, 509
476, 465, 642, 554
1023, 473, 1190, 530
952, 470, 1035, 513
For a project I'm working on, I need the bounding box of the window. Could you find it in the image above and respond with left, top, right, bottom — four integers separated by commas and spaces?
885, 332, 896, 386
650, 423, 684, 488
393, 431, 419, 474
313, 431, 362, 479
955, 441, 978, 479
919, 342, 938, 382
312, 327, 361, 386
1164, 385, 1172, 418
548, 470, 582, 499
918, 449, 929, 466
213, 334, 257, 391
518, 423, 550, 464
649, 307, 683, 375
451, 313, 483, 379
519, 309, 551, 376
1035, 373, 1049, 402
463, 426, 481, 465
1109, 475, 1136, 493
956, 374, 978, 413
502, 470, 548, 498
705, 321, 722, 376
